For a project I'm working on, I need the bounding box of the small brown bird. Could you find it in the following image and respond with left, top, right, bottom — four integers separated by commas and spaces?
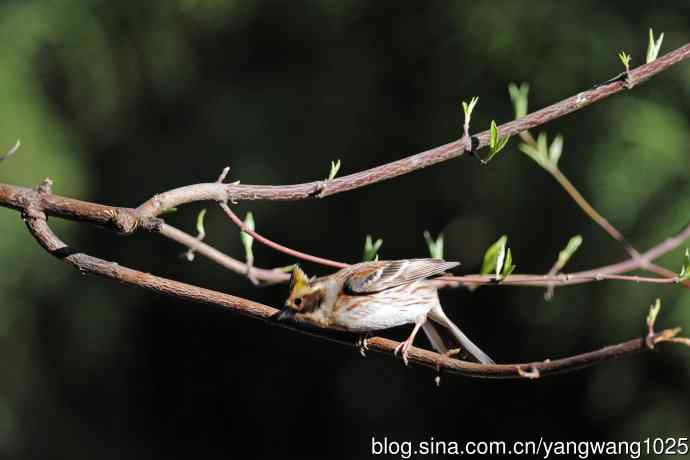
278, 258, 494, 365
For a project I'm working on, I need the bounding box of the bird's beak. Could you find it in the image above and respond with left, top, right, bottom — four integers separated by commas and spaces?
273, 308, 293, 323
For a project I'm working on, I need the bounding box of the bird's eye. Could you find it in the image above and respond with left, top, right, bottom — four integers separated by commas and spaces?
294, 298, 302, 306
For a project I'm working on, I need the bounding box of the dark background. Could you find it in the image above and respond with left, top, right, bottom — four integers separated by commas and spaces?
1, 1, 689, 458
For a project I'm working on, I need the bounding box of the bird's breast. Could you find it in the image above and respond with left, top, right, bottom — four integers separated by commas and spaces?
331, 283, 438, 332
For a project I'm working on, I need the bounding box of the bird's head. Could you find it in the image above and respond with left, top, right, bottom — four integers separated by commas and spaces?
284, 265, 322, 312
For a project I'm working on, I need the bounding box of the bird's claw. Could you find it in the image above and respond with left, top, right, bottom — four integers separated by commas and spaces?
394, 340, 411, 366
357, 335, 369, 357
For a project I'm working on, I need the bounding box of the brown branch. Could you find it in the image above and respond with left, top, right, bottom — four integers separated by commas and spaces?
0, 182, 290, 283
536, 151, 684, 284
135, 43, 690, 217
218, 200, 347, 269
216, 184, 686, 287
0, 182, 147, 233
438, 272, 679, 287
2, 181, 688, 288
159, 223, 289, 284
161, 214, 689, 287
517, 127, 679, 289
549, 168, 637, 254
19, 204, 688, 380
440, 221, 690, 287
210, 170, 689, 288
202, 164, 689, 287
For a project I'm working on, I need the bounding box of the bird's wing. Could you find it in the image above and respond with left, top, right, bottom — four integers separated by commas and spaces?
345, 259, 459, 293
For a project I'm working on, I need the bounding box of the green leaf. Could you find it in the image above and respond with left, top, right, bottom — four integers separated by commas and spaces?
518, 142, 542, 163
480, 237, 503, 276
362, 235, 383, 261
679, 248, 690, 281
490, 120, 498, 146
195, 209, 207, 237
647, 298, 661, 328
240, 212, 255, 262
461, 96, 479, 124
423, 231, 444, 259
646, 28, 664, 64
184, 209, 209, 262
494, 240, 506, 278
553, 235, 583, 273
160, 207, 178, 215
502, 248, 516, 277
537, 131, 548, 156
548, 134, 564, 166
508, 82, 529, 119
618, 51, 631, 71
481, 236, 516, 280
326, 159, 341, 181
498, 133, 510, 151
519, 140, 547, 169
481, 236, 505, 276
484, 120, 510, 163
519, 131, 561, 171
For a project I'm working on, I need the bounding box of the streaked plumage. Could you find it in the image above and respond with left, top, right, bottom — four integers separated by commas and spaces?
280, 259, 494, 365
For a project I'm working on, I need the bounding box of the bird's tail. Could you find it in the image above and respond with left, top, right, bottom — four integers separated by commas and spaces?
422, 305, 495, 365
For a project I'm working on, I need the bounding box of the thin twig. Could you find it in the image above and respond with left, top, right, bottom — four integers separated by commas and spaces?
160, 223, 289, 284
518, 134, 686, 291
212, 180, 686, 287
439, 272, 679, 286
0, 140, 20, 162
550, 168, 637, 255
218, 200, 347, 269
549, 167, 684, 281
183, 209, 206, 262
544, 252, 564, 301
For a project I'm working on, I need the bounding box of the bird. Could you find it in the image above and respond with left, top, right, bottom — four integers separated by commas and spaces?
277, 258, 494, 365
